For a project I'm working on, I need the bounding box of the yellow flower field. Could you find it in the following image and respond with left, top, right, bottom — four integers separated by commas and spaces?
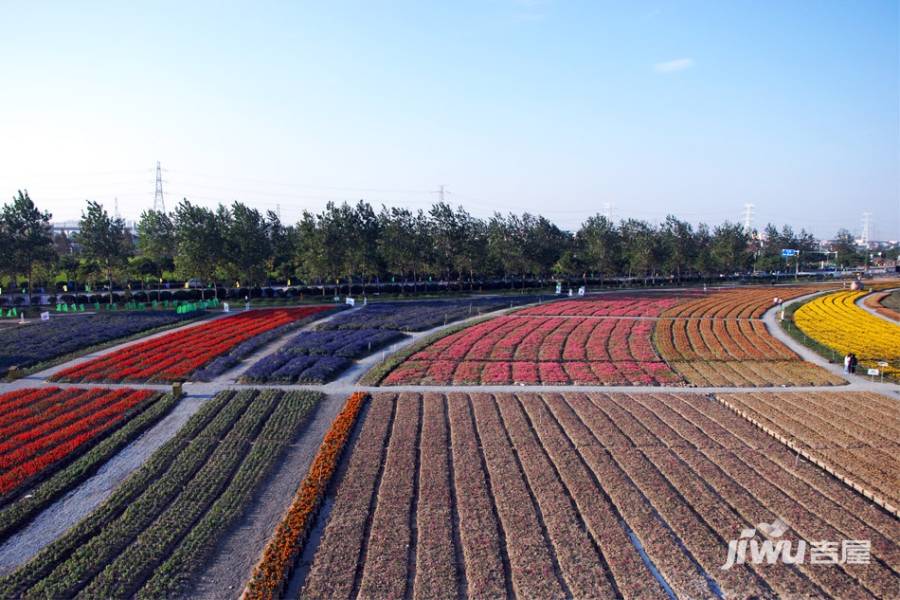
795, 291, 900, 379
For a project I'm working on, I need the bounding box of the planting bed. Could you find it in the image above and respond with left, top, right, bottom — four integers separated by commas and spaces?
0, 311, 196, 374
52, 307, 330, 383
320, 296, 544, 332
383, 298, 684, 385
243, 329, 404, 384
0, 388, 322, 599
717, 391, 900, 511
795, 291, 900, 380
514, 294, 685, 317
863, 291, 900, 321
299, 392, 898, 599
0, 387, 161, 503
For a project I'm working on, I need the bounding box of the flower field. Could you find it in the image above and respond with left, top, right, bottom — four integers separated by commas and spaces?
52, 306, 330, 383
297, 392, 898, 598
794, 291, 900, 380
0, 386, 159, 501
383, 298, 685, 385
0, 311, 196, 374
514, 293, 685, 317
660, 286, 825, 318
242, 329, 404, 384
320, 296, 545, 331
0, 388, 322, 599
718, 391, 900, 513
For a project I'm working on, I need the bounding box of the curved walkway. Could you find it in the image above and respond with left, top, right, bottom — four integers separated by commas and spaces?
855, 288, 900, 324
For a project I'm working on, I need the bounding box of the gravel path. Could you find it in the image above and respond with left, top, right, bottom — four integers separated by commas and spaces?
0, 394, 211, 575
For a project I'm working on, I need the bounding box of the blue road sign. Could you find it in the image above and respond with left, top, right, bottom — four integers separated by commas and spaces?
781, 249, 799, 257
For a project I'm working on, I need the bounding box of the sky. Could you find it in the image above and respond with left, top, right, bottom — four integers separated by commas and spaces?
0, 1, 897, 240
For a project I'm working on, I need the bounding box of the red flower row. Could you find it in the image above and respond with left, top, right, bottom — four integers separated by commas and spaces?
0, 387, 157, 496
384, 359, 683, 386
53, 307, 329, 383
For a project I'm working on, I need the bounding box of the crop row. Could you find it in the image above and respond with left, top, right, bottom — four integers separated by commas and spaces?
670, 360, 845, 387
718, 392, 900, 510
52, 306, 330, 383
514, 294, 683, 317
384, 359, 682, 386
0, 387, 158, 500
655, 316, 796, 361
0, 311, 196, 374
795, 291, 900, 380
298, 392, 896, 598
242, 329, 404, 384
0, 388, 321, 599
243, 392, 368, 600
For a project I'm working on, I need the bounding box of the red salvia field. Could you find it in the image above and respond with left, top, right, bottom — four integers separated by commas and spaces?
0, 386, 159, 498
51, 307, 330, 383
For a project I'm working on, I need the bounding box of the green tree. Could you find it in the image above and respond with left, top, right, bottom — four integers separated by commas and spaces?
173, 200, 223, 299
224, 202, 270, 287
136, 209, 175, 275
660, 215, 696, 281
1, 190, 55, 298
710, 221, 751, 274
831, 229, 861, 268
575, 215, 621, 282
76, 200, 131, 301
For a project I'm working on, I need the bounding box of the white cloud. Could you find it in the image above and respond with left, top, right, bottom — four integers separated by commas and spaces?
654, 58, 694, 73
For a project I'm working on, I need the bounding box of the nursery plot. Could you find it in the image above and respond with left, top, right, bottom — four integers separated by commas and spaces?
243, 329, 405, 384
300, 392, 898, 599
0, 311, 196, 373
52, 307, 330, 383
383, 299, 684, 385
0, 389, 321, 599
717, 391, 900, 511
0, 387, 161, 502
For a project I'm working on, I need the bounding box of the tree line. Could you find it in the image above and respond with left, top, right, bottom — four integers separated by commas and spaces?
0, 189, 882, 297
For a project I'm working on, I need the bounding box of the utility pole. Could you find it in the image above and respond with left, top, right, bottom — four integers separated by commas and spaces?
153, 161, 166, 213
742, 203, 754, 233
603, 202, 615, 221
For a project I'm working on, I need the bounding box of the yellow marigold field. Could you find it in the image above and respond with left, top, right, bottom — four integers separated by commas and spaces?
795, 291, 900, 379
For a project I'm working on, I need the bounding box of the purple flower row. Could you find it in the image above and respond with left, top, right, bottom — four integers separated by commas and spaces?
0, 311, 195, 372
321, 296, 546, 332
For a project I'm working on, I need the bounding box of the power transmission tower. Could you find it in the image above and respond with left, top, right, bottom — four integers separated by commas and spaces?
603, 202, 615, 221
153, 161, 166, 213
114, 197, 121, 220
742, 203, 754, 233
276, 203, 282, 220
438, 184, 447, 204
861, 212, 872, 245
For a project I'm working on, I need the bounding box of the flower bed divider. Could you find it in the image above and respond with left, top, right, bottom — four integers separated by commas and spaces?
242, 392, 368, 600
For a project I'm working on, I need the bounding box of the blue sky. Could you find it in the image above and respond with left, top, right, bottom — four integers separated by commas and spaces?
1, 1, 897, 239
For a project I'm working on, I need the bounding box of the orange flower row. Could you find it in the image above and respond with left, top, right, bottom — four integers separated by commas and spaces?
243, 392, 368, 600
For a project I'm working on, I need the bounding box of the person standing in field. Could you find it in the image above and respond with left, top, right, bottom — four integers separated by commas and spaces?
844, 354, 851, 373
849, 353, 858, 374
